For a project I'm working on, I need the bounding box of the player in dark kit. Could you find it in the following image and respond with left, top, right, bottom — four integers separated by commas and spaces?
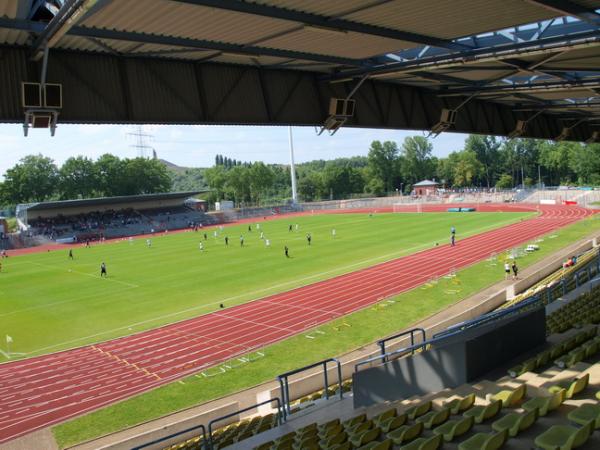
306, 233, 312, 245
285, 246, 289, 258
100, 262, 107, 277
69, 249, 74, 259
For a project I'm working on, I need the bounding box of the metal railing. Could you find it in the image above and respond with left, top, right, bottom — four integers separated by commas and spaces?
131, 423, 207, 450
277, 358, 343, 419
207, 398, 283, 450
377, 328, 426, 362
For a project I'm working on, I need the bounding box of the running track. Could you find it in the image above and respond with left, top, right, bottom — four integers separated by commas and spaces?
0, 204, 595, 443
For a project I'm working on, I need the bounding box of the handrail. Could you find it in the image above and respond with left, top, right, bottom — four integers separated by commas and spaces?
131, 423, 207, 450
207, 398, 282, 450
277, 358, 343, 419
377, 328, 426, 361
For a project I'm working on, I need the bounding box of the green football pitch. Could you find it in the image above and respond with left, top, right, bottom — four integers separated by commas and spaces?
0, 211, 532, 361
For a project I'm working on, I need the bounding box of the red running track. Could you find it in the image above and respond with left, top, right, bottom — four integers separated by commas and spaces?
0, 204, 594, 443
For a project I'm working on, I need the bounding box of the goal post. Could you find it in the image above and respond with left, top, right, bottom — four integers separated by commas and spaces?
393, 203, 423, 213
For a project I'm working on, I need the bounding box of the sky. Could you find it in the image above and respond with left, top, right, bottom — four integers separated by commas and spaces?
0, 123, 470, 176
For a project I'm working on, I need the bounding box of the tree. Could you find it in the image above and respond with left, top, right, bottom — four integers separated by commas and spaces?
569, 143, 600, 185
452, 150, 483, 187
298, 172, 323, 201
367, 140, 399, 193
401, 136, 435, 185
95, 154, 126, 196
59, 156, 97, 199
121, 158, 171, 194
1, 154, 59, 203
465, 135, 501, 188
249, 162, 274, 203
226, 165, 251, 205
495, 174, 513, 189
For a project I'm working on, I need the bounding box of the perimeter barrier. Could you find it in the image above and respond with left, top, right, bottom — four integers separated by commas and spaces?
277, 358, 343, 419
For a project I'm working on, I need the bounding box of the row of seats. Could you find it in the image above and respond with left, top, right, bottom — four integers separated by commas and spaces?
253, 376, 599, 450
508, 327, 598, 377
547, 286, 600, 334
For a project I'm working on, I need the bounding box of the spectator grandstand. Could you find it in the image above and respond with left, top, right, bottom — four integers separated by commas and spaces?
16, 192, 217, 243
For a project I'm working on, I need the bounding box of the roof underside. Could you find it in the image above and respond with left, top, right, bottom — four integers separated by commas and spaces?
1, 0, 600, 140
22, 191, 203, 211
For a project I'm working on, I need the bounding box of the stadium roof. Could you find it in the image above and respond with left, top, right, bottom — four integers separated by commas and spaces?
414, 180, 439, 186
20, 191, 205, 212
1, 1, 600, 141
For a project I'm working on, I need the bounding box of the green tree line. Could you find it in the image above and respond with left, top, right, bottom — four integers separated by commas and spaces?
0, 154, 172, 204
1, 135, 599, 208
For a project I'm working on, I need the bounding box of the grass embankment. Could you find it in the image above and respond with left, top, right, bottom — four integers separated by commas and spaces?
52, 215, 600, 448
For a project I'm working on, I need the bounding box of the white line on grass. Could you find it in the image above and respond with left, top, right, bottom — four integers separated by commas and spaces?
28, 261, 139, 288
21, 214, 529, 356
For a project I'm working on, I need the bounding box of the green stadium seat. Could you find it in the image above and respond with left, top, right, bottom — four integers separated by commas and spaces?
534, 420, 594, 450
462, 399, 502, 423
386, 422, 423, 445
443, 393, 475, 414
522, 388, 565, 416
358, 438, 392, 450
549, 373, 589, 399
433, 416, 474, 442
488, 384, 526, 407
415, 407, 450, 429
508, 358, 536, 378
379, 414, 407, 433
567, 404, 600, 429
342, 413, 366, 430
371, 408, 396, 427
348, 427, 380, 448
346, 420, 372, 437
405, 401, 432, 420
458, 429, 508, 450
319, 424, 343, 440
491, 408, 538, 437
319, 430, 347, 449
398, 434, 442, 450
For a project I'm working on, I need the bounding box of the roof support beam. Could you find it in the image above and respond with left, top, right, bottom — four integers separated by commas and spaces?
31, 0, 97, 60
524, 0, 600, 25
168, 0, 471, 51
438, 78, 600, 96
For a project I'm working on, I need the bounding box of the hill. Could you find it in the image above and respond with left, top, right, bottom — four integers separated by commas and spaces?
160, 159, 208, 192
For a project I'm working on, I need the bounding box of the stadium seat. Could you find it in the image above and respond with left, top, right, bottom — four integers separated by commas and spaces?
534, 420, 594, 450
549, 373, 589, 399
371, 408, 396, 427
379, 414, 407, 433
523, 388, 565, 416
487, 384, 526, 407
433, 416, 474, 442
415, 407, 451, 429
386, 422, 423, 445
443, 393, 475, 414
462, 399, 502, 423
458, 429, 508, 450
398, 434, 442, 450
348, 427, 380, 448
358, 439, 392, 450
319, 430, 347, 449
567, 404, 600, 429
342, 413, 367, 430
491, 408, 538, 437
405, 400, 432, 419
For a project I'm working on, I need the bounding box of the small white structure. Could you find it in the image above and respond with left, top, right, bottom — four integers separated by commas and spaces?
215, 200, 234, 211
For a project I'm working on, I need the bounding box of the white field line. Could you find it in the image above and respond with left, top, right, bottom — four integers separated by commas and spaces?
19, 213, 534, 357
27, 261, 139, 288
